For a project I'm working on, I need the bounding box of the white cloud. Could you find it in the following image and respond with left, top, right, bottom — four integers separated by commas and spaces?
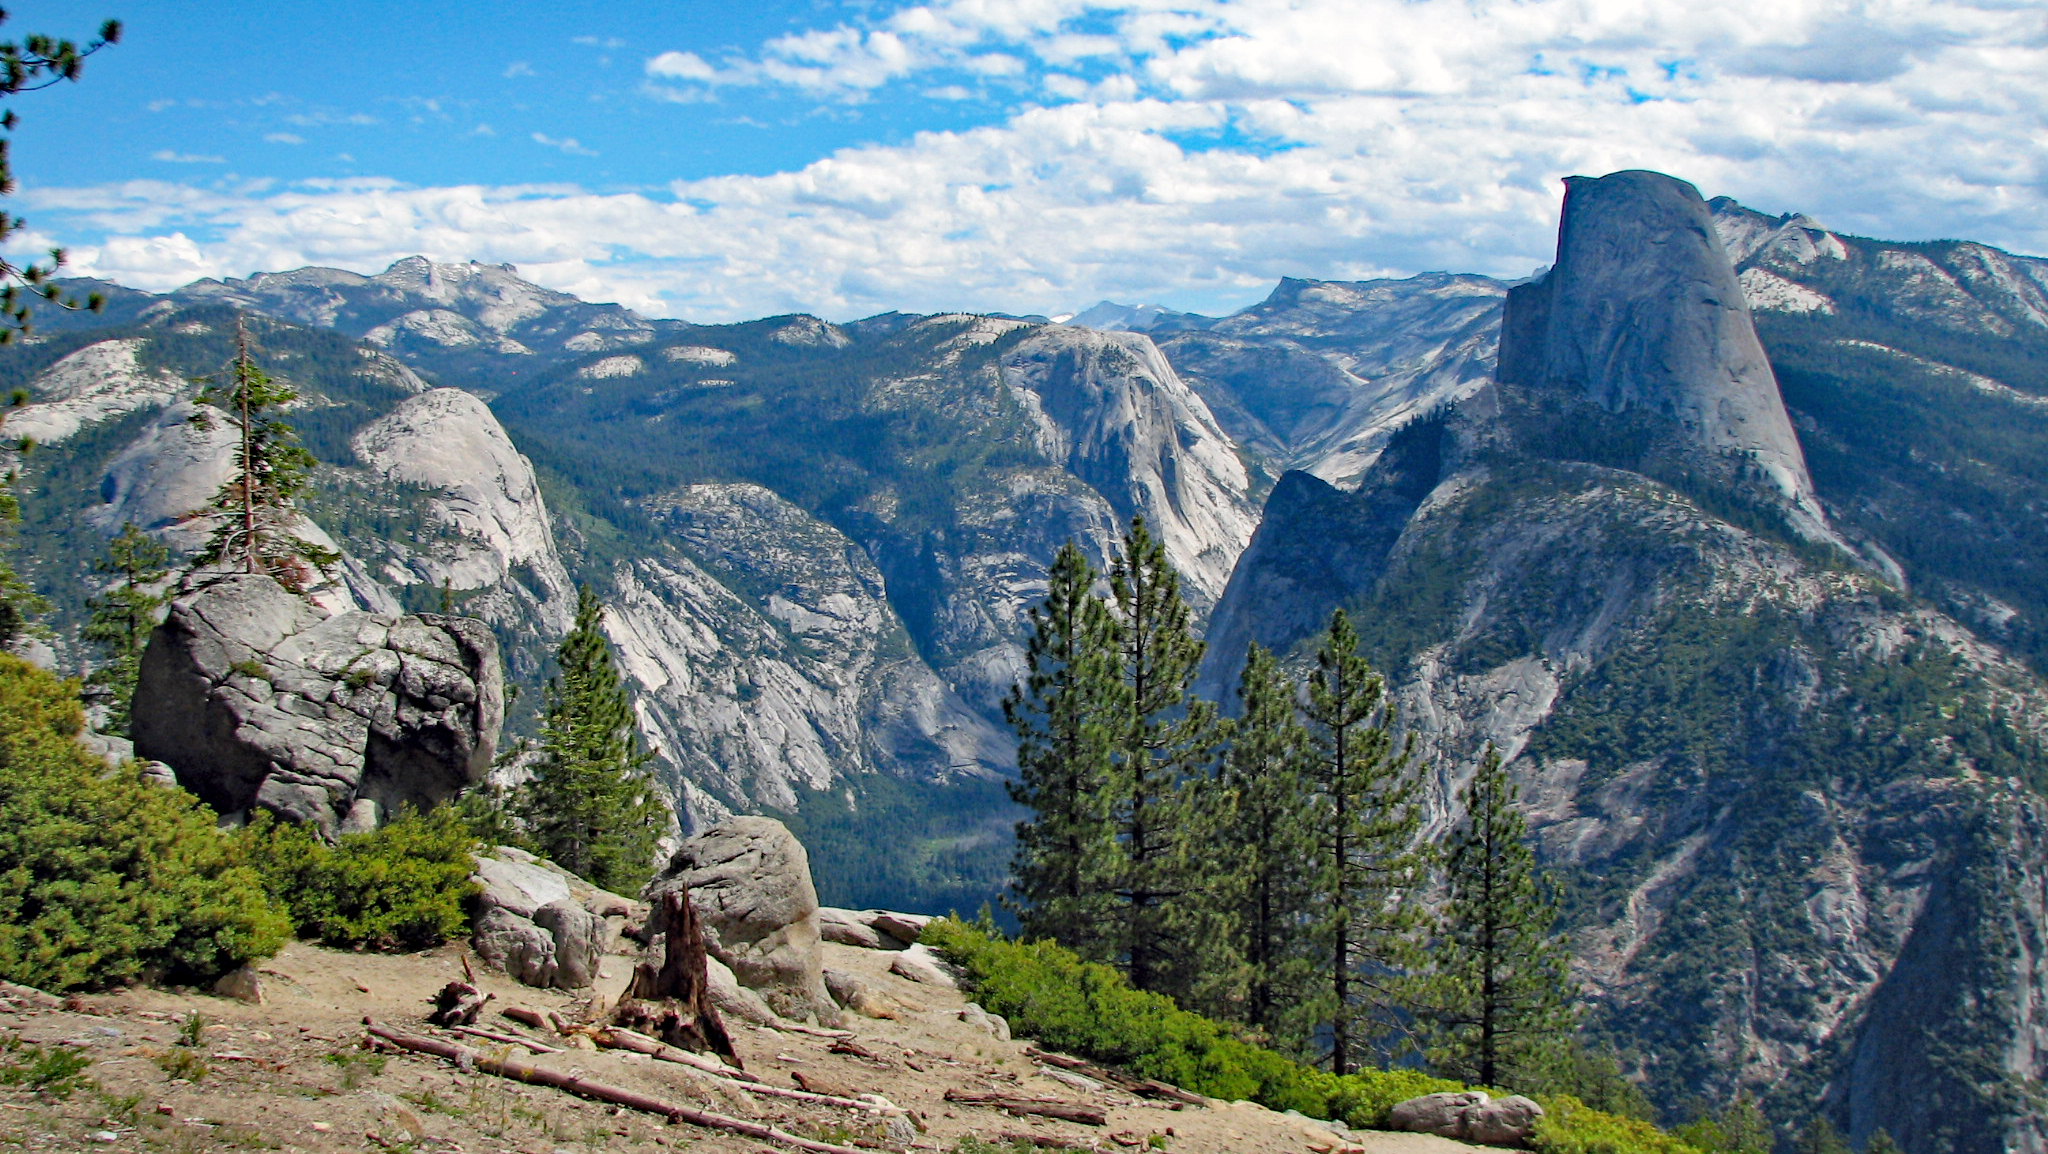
150, 150, 225, 164
25, 0, 2048, 323
531, 132, 598, 157
504, 61, 537, 79
263, 132, 305, 145
646, 50, 717, 82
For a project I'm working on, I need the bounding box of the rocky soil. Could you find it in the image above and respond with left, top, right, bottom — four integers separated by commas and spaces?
0, 939, 1482, 1154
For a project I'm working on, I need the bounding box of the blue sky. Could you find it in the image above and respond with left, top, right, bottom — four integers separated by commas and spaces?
3, 0, 2044, 321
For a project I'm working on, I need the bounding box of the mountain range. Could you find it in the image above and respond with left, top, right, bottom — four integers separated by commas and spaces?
8, 169, 2048, 1153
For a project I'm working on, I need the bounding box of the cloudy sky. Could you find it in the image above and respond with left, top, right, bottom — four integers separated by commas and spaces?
2, 0, 2043, 321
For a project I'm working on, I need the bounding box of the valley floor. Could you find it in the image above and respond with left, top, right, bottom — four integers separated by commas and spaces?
0, 939, 1481, 1154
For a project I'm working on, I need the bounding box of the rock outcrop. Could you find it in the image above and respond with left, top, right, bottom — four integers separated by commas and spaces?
469, 848, 643, 990
1497, 170, 1834, 542
644, 817, 840, 1025
133, 574, 503, 835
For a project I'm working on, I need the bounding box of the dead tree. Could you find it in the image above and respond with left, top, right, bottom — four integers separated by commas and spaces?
611, 886, 741, 1068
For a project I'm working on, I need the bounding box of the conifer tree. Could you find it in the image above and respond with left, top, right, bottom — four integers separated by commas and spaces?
1418, 744, 1576, 1089
1106, 516, 1217, 998
1213, 642, 1321, 1050
520, 585, 668, 892
1301, 608, 1423, 1075
186, 321, 338, 593
0, 13, 120, 341
82, 522, 170, 736
1003, 541, 1124, 961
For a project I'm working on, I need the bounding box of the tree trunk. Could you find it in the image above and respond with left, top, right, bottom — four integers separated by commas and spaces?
612, 887, 742, 1068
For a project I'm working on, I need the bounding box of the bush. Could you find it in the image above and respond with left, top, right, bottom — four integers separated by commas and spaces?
1534, 1097, 1705, 1154
0, 655, 289, 990
240, 807, 480, 950
926, 918, 1696, 1154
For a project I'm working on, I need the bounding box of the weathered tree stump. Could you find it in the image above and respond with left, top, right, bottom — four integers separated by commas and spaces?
611, 886, 741, 1069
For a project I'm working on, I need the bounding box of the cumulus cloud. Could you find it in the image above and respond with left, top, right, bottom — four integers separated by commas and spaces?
25, 0, 2048, 322
150, 150, 225, 164
263, 132, 305, 145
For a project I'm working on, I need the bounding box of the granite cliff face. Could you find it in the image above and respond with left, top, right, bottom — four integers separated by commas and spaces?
999, 325, 1256, 604
1497, 171, 1835, 543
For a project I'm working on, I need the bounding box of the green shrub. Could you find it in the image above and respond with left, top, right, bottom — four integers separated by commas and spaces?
0, 655, 290, 990
926, 918, 1693, 1154
240, 806, 480, 950
1532, 1096, 1705, 1154
1325, 1067, 1468, 1128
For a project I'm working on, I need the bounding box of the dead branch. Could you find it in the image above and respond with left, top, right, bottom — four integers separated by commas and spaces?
828, 1037, 881, 1061
943, 1088, 1108, 1126
591, 1026, 763, 1083
428, 980, 492, 1027
363, 1019, 862, 1154
501, 1006, 552, 1032
998, 1132, 1099, 1151
591, 1027, 899, 1113
776, 1022, 856, 1039
449, 1025, 562, 1054
1026, 1046, 1205, 1105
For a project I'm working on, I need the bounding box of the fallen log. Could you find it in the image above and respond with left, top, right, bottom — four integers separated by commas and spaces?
943, 1088, 1107, 1126
449, 1025, 562, 1054
1025, 1046, 1205, 1105
363, 1020, 863, 1154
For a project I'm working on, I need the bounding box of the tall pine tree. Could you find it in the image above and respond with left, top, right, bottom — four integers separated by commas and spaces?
1418, 744, 1576, 1089
82, 522, 170, 736
186, 321, 337, 593
520, 585, 669, 892
1106, 516, 1218, 998
1301, 608, 1423, 1075
1003, 540, 1124, 961
1213, 642, 1321, 1050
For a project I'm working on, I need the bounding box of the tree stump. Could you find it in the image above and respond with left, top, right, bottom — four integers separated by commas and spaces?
611, 886, 741, 1068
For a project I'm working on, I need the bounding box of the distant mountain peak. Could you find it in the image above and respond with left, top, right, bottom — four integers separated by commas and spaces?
1065, 300, 1216, 334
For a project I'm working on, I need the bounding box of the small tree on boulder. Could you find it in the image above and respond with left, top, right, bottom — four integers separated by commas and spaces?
184, 320, 337, 593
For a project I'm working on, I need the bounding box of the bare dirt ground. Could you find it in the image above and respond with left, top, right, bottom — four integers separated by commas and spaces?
0, 937, 1488, 1154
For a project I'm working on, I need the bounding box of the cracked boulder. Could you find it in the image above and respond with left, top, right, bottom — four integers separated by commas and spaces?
133, 574, 503, 835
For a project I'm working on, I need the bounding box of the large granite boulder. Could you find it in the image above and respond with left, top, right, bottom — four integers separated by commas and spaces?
644, 816, 840, 1025
132, 574, 503, 835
